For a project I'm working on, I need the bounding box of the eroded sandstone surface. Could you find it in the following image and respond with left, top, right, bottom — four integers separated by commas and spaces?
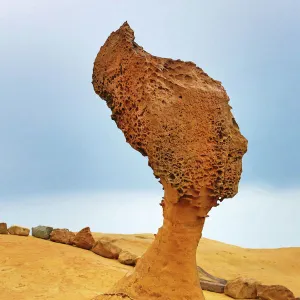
92, 22, 247, 300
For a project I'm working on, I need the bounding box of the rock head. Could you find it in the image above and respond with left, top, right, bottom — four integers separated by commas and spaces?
93, 22, 247, 216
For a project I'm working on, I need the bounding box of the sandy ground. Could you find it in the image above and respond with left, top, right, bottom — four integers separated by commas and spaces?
0, 233, 299, 300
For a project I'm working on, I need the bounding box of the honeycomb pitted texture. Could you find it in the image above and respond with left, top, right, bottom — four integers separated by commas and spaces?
92, 22, 247, 205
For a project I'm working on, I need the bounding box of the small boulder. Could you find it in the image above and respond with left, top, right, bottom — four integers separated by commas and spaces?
257, 284, 295, 300
224, 277, 260, 299
73, 227, 95, 250
50, 229, 75, 245
200, 280, 225, 293
118, 250, 138, 266
92, 239, 121, 259
8, 225, 30, 236
0, 223, 8, 234
32, 225, 53, 240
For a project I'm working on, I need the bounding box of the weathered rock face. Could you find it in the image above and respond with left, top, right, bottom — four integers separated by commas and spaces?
118, 250, 138, 266
93, 22, 247, 213
92, 22, 247, 300
225, 277, 260, 299
32, 226, 53, 240
73, 227, 95, 250
0, 223, 8, 234
257, 284, 295, 300
8, 225, 30, 236
50, 229, 75, 245
92, 239, 121, 259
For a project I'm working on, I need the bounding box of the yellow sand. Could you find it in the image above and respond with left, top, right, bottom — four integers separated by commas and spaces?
0, 233, 299, 300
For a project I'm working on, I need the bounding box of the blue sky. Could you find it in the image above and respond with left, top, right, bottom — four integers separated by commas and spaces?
0, 1, 299, 247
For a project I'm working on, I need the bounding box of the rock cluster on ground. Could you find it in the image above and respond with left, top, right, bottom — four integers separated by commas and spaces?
1, 220, 298, 298
32, 225, 53, 239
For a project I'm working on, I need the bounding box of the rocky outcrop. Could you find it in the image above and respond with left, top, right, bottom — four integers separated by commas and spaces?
32, 225, 53, 240
224, 277, 260, 299
0, 222, 8, 234
92, 22, 247, 300
50, 229, 75, 245
92, 239, 121, 259
257, 284, 295, 300
118, 250, 138, 266
8, 225, 30, 236
73, 227, 95, 250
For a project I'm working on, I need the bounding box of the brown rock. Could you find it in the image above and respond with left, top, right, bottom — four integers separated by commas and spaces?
118, 250, 138, 266
7, 225, 30, 236
92, 239, 121, 259
257, 284, 295, 300
0, 222, 8, 234
92, 22, 247, 300
50, 229, 75, 245
200, 280, 225, 293
224, 277, 260, 299
73, 227, 95, 250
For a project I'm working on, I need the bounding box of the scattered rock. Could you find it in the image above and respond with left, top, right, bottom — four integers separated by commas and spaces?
32, 225, 53, 240
0, 222, 8, 234
118, 250, 138, 266
50, 229, 75, 245
200, 280, 225, 293
225, 277, 260, 299
257, 284, 295, 300
8, 225, 30, 236
73, 227, 95, 250
92, 239, 121, 259
197, 266, 227, 285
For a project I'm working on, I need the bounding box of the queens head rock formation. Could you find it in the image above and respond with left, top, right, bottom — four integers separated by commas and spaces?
92, 22, 247, 300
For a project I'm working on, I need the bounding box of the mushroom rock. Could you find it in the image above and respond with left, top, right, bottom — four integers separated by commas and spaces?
92, 22, 248, 300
